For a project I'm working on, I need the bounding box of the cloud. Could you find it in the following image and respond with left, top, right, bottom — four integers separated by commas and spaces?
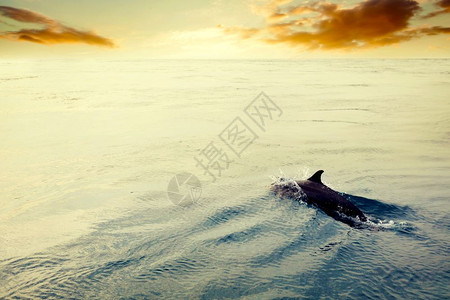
0, 6, 115, 47
423, 0, 450, 18
224, 0, 450, 50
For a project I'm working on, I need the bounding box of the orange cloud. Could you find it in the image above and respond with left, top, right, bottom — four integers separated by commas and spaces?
0, 6, 115, 47
267, 12, 288, 23
224, 0, 450, 50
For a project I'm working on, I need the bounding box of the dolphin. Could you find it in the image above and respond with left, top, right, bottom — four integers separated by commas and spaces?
272, 170, 367, 226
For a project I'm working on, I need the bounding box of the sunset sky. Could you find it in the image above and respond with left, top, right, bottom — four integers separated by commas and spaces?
0, 0, 449, 59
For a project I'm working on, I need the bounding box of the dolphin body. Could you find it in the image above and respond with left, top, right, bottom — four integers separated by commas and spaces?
273, 170, 367, 226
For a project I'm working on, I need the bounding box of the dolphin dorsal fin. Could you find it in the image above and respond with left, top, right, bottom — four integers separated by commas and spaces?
308, 170, 324, 184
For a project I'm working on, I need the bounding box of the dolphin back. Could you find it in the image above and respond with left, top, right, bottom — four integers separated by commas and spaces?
300, 170, 367, 224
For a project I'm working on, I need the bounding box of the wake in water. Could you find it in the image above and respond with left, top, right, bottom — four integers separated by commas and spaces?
270, 170, 415, 231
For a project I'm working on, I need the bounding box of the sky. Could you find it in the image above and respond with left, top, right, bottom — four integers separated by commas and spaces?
0, 0, 449, 59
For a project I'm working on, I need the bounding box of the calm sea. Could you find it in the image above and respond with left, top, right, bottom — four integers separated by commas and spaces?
1, 59, 449, 299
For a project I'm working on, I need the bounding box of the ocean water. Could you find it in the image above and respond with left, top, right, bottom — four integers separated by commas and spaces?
0, 59, 449, 299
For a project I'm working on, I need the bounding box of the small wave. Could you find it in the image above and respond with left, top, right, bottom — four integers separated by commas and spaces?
215, 224, 265, 245
361, 216, 415, 232
201, 205, 248, 228
0, 76, 38, 82
314, 108, 374, 112
295, 119, 368, 125
314, 210, 415, 232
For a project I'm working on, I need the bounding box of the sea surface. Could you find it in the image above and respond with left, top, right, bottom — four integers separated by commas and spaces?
0, 59, 449, 299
